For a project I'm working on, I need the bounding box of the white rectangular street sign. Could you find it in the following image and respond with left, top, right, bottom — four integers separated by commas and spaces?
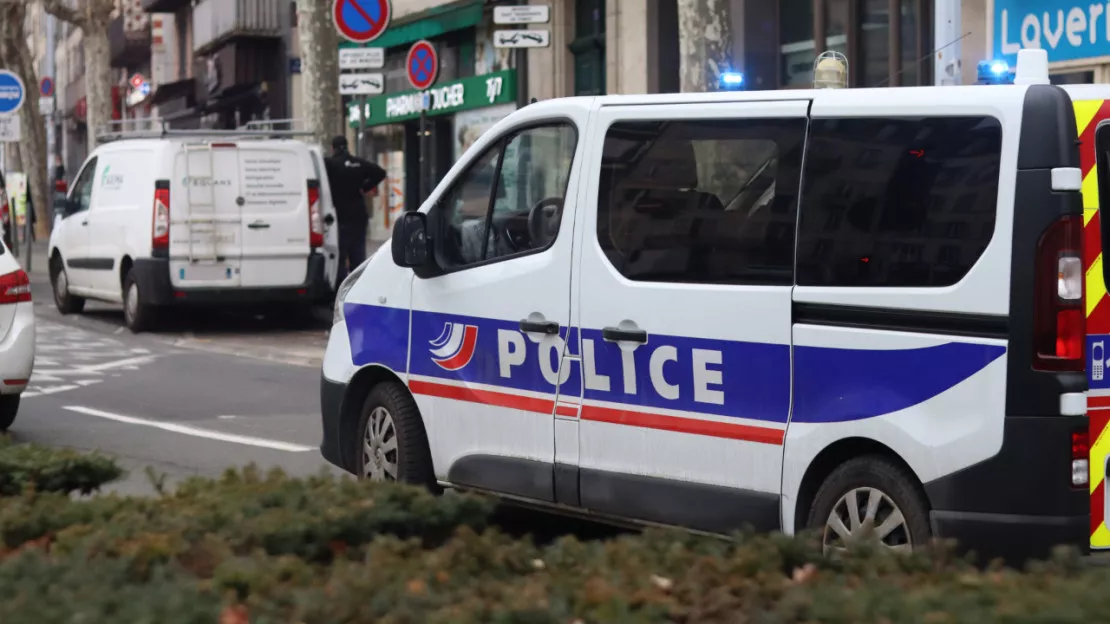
339, 72, 385, 95
339, 48, 385, 70
38, 97, 54, 115
494, 5, 550, 24
0, 115, 21, 142
493, 29, 551, 48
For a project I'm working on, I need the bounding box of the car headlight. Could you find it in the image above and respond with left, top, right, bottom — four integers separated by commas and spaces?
333, 253, 373, 324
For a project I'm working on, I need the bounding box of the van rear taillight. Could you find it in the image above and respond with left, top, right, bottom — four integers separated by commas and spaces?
1033, 214, 1085, 371
152, 183, 170, 251
1072, 429, 1090, 488
308, 181, 323, 249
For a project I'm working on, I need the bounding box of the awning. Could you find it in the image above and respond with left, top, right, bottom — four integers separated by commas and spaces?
150, 78, 196, 106
338, 0, 483, 51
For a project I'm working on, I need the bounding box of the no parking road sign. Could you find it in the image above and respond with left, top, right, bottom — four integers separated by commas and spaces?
333, 0, 391, 44
406, 40, 439, 91
0, 70, 26, 116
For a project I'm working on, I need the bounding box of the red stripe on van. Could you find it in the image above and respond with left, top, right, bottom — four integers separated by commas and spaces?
581, 405, 785, 446
1090, 395, 1110, 410
409, 380, 555, 415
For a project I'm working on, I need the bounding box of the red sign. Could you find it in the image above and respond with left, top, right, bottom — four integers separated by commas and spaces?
406, 40, 438, 91
39, 77, 54, 97
333, 0, 391, 44
129, 73, 145, 89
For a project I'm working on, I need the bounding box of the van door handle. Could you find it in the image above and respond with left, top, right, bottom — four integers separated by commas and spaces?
602, 327, 648, 344
247, 222, 270, 230
519, 319, 559, 335
80, 219, 88, 226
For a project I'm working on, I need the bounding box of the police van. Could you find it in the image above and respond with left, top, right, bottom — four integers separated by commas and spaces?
48, 121, 338, 332
321, 50, 1091, 560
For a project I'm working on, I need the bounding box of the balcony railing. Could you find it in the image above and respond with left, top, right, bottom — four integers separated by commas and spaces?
109, 15, 152, 68
193, 0, 282, 56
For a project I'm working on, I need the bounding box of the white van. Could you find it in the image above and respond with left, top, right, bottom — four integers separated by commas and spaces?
320, 51, 1091, 562
48, 126, 338, 331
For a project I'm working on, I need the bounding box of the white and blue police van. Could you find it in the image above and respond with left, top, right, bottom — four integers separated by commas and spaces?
321, 50, 1091, 561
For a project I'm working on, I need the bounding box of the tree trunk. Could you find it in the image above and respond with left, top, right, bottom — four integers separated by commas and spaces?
0, 1, 52, 240
43, 0, 115, 148
297, 0, 342, 149
83, 18, 114, 148
676, 0, 733, 93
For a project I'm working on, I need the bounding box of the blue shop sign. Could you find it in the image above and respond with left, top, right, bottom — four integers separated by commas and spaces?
994, 1, 1110, 65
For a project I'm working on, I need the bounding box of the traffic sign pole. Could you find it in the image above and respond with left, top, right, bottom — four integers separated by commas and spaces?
406, 40, 439, 206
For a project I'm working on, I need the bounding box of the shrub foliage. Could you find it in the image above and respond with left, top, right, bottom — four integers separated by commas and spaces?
1, 439, 1109, 622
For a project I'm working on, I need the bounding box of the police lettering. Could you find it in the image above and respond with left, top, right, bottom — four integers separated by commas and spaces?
499, 332, 726, 406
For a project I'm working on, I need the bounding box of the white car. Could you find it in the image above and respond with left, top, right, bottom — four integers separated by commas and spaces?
0, 236, 33, 430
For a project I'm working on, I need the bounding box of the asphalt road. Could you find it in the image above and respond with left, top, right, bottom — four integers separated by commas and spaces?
12, 264, 343, 495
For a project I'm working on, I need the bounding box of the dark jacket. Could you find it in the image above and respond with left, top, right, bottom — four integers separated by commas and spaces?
323, 149, 387, 224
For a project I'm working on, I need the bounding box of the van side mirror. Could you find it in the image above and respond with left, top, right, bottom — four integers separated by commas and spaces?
392, 212, 432, 269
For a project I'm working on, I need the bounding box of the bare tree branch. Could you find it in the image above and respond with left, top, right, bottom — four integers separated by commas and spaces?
41, 0, 87, 29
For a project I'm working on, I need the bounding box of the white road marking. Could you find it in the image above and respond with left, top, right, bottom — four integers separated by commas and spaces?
63, 406, 316, 453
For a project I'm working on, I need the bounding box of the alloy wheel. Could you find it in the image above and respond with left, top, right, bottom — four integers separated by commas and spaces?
362, 406, 399, 481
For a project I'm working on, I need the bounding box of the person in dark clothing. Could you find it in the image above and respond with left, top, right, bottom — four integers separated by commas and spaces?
323, 135, 387, 285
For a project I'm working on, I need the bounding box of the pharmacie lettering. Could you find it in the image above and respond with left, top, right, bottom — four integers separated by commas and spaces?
496, 331, 726, 405
385, 83, 466, 118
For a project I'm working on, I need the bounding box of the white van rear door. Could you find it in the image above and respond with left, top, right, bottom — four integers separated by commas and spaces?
309, 147, 339, 291
237, 144, 311, 288
170, 142, 242, 288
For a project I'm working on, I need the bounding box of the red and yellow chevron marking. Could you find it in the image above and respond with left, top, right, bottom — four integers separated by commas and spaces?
1076, 98, 1110, 550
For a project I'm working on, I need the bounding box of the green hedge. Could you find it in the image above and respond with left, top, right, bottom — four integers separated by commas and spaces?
0, 435, 122, 496
3, 439, 1110, 622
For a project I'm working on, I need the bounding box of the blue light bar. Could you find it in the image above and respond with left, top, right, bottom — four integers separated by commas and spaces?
976, 60, 1014, 85
719, 72, 745, 90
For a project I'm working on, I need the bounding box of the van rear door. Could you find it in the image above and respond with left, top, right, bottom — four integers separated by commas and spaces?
1086, 102, 1110, 552
236, 143, 311, 288
170, 142, 242, 288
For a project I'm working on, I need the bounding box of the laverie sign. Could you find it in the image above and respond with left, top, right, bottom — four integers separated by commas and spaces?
349, 68, 516, 128
994, 1, 1110, 64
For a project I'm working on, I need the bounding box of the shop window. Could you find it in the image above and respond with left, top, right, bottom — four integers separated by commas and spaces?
435, 124, 578, 270
570, 0, 606, 96
597, 118, 807, 286
796, 116, 1002, 288
858, 0, 889, 87
780, 0, 815, 87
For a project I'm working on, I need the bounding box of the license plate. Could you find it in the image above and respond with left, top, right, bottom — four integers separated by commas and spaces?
181, 265, 234, 281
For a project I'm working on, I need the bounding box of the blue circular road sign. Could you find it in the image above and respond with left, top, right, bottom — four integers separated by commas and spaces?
406, 40, 439, 91
0, 71, 26, 116
333, 0, 391, 44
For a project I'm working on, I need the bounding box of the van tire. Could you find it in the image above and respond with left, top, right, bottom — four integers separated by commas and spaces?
0, 395, 18, 431
122, 270, 156, 333
806, 455, 931, 554
51, 261, 85, 315
355, 381, 438, 491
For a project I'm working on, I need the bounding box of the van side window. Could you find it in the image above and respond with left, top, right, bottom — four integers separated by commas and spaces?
437, 123, 578, 270
796, 116, 1002, 287
69, 157, 99, 215
597, 118, 806, 285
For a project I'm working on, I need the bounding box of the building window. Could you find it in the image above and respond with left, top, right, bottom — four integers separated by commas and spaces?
796, 116, 1002, 288
794, 0, 931, 89
570, 0, 606, 95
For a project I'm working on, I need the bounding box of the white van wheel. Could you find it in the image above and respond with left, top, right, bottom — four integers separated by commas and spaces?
122, 271, 155, 333
355, 382, 437, 490
51, 261, 85, 315
807, 456, 931, 555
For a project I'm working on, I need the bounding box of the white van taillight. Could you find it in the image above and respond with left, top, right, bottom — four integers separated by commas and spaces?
0, 269, 31, 304
152, 183, 170, 251
308, 181, 324, 249
1033, 214, 1085, 371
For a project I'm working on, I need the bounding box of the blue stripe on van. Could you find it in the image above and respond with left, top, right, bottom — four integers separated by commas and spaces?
345, 304, 1005, 424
